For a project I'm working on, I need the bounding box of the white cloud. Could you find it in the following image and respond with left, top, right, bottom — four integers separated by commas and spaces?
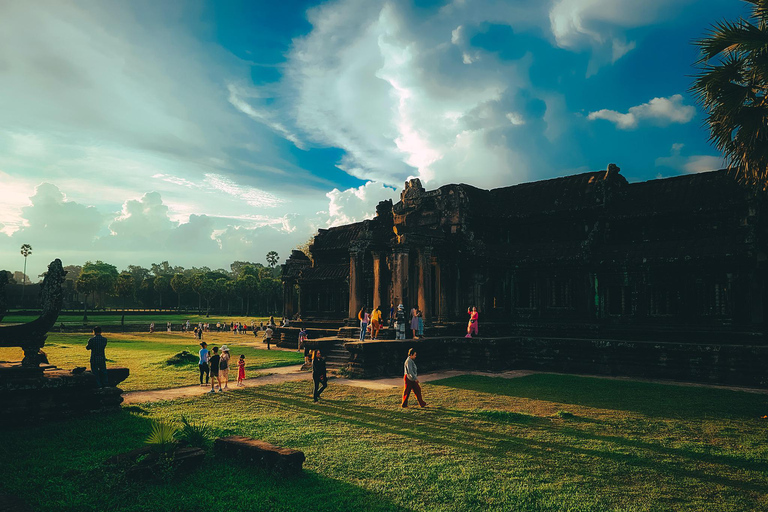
655, 143, 723, 174
326, 181, 399, 227
588, 94, 695, 130
203, 174, 285, 209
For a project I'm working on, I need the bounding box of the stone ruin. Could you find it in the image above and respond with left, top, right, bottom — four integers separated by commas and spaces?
0, 259, 129, 422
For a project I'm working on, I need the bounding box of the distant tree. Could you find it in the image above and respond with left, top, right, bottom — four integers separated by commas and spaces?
691, 0, 768, 186
1, 270, 16, 285
81, 261, 118, 308
199, 278, 216, 317
115, 272, 134, 323
236, 274, 259, 316
296, 236, 314, 263
137, 278, 155, 307
189, 273, 205, 314
230, 261, 258, 279
151, 261, 184, 277
154, 275, 171, 308
127, 265, 151, 295
75, 272, 98, 320
266, 251, 279, 268
170, 273, 188, 310
13, 271, 30, 285
19, 244, 31, 308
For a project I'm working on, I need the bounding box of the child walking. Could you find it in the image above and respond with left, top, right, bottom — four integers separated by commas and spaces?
237, 354, 246, 386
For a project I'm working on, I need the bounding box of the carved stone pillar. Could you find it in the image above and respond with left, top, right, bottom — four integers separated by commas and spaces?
372, 251, 383, 310
348, 249, 364, 319
282, 280, 294, 320
392, 246, 409, 308
418, 247, 432, 323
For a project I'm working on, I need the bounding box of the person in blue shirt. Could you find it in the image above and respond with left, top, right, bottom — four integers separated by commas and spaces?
198, 342, 210, 386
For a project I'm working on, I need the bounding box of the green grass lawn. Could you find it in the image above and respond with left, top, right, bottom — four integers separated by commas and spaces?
0, 332, 303, 392
1, 313, 280, 326
3, 374, 767, 511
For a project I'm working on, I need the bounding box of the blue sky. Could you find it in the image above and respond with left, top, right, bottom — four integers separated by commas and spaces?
0, 0, 750, 278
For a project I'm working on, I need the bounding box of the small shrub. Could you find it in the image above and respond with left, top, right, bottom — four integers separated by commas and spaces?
175, 415, 212, 449
555, 410, 574, 419
145, 421, 178, 454
166, 351, 198, 366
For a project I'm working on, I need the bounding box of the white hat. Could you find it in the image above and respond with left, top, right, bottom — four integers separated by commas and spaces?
397, 304, 404, 310
221, 345, 229, 351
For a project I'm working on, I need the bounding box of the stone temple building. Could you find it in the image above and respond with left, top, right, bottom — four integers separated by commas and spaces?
282, 164, 767, 341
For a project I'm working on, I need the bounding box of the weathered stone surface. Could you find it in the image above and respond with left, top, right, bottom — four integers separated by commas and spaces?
214, 435, 305, 474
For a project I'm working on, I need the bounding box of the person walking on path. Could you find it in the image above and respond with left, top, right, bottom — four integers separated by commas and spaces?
358, 307, 370, 341
219, 345, 231, 390
410, 307, 419, 339
209, 346, 222, 393
402, 348, 427, 408
264, 326, 274, 350
237, 354, 246, 386
198, 342, 210, 386
466, 306, 479, 338
312, 350, 327, 402
371, 306, 382, 340
86, 326, 108, 388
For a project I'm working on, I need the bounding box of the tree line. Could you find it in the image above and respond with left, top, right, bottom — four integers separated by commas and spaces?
39, 258, 283, 317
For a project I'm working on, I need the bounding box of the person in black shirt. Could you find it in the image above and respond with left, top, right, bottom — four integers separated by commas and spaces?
86, 326, 108, 388
312, 350, 327, 402
208, 346, 222, 393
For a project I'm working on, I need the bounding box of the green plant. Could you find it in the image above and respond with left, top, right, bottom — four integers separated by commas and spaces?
145, 421, 178, 454
555, 410, 574, 419
175, 415, 212, 448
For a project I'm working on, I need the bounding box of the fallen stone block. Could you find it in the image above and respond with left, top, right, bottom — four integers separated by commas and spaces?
214, 435, 305, 474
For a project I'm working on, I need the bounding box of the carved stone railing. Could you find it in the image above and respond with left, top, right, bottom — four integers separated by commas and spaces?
0, 259, 65, 367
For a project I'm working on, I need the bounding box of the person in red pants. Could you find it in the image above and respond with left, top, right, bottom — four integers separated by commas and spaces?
402, 348, 427, 408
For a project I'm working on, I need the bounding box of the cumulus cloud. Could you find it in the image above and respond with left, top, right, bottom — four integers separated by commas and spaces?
655, 143, 723, 174
245, 0, 569, 191
588, 94, 695, 130
326, 181, 399, 227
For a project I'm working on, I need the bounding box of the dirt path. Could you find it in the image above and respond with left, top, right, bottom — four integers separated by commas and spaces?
123, 366, 767, 404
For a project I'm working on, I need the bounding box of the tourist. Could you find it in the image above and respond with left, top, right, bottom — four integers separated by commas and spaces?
230, 321, 234, 332
389, 303, 395, 327
264, 326, 273, 350
395, 304, 406, 340
198, 341, 209, 386
220, 345, 231, 390
209, 346, 222, 393
298, 327, 308, 352
358, 306, 370, 341
268, 316, 276, 328
167, 321, 172, 333
149, 322, 155, 333
283, 317, 290, 327
216, 322, 221, 332
312, 350, 327, 402
86, 326, 108, 388
410, 307, 419, 339
370, 306, 382, 340
402, 348, 427, 408
466, 306, 479, 338
417, 309, 424, 338
259, 322, 264, 331
237, 354, 246, 386
186, 319, 191, 332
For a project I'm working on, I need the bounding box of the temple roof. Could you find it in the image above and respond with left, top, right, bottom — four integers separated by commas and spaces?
300, 264, 349, 282
312, 221, 367, 251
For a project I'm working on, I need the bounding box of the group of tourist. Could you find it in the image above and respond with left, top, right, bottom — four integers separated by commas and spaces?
197, 342, 247, 391
355, 304, 478, 340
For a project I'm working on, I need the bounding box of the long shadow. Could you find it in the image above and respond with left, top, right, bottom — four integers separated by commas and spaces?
245, 388, 768, 495
0, 408, 409, 512
429, 374, 768, 418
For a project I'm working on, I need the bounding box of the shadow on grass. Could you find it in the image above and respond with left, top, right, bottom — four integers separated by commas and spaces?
430, 374, 768, 419
0, 409, 410, 512
242, 387, 768, 495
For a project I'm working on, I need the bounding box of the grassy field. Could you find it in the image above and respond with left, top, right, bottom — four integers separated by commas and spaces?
0, 332, 303, 392
3, 374, 767, 511
1, 313, 281, 326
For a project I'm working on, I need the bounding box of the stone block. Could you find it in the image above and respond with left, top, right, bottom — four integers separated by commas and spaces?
214, 435, 305, 474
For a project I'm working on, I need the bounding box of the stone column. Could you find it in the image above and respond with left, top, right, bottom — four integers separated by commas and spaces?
282, 280, 294, 320
392, 246, 409, 308
418, 247, 432, 323
372, 251, 383, 310
348, 249, 364, 319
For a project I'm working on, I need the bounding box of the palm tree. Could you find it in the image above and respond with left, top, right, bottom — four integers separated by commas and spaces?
19, 244, 32, 309
266, 251, 279, 268
691, 0, 768, 186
